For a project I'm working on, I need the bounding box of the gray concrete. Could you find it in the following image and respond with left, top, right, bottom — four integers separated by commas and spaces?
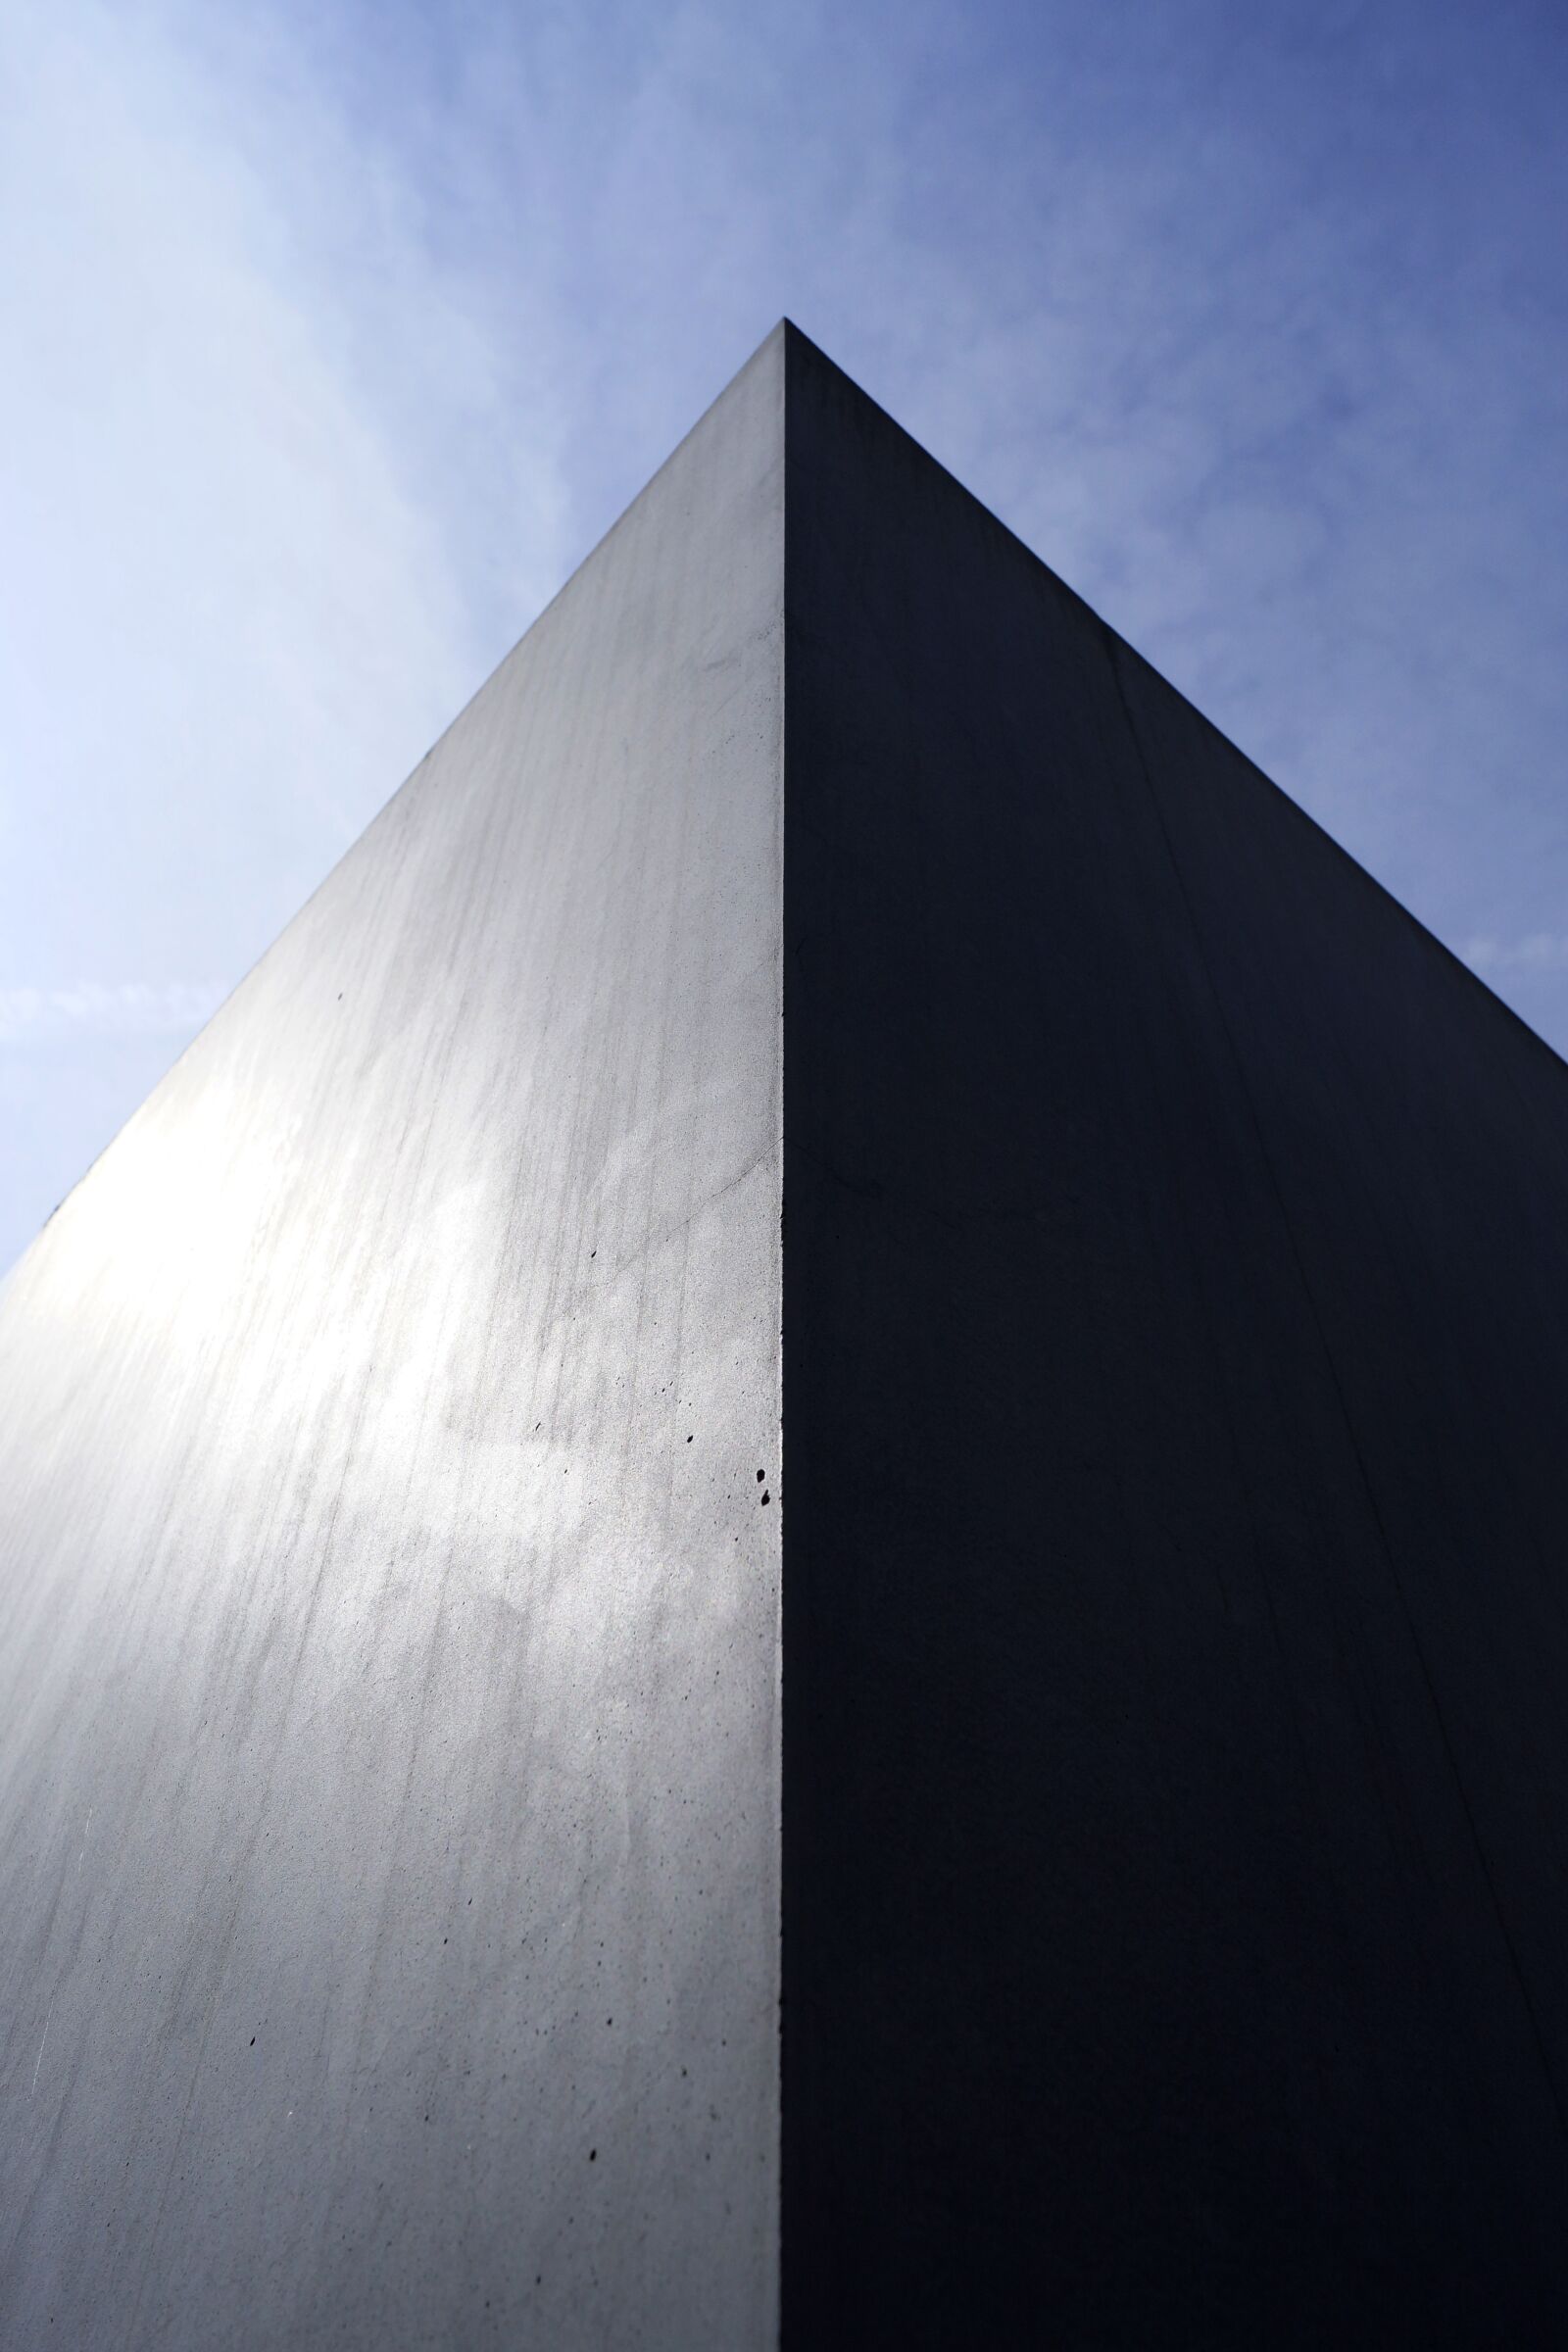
10, 319, 1568, 2348
0, 330, 785, 2349
782, 324, 1568, 2345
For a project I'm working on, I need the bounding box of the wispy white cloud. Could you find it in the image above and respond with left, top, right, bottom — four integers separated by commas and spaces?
1463, 935, 1568, 977
0, 984, 225, 1046
0, 0, 578, 1265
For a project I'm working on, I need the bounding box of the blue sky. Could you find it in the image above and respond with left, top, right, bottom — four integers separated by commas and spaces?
3, 0, 1566, 1273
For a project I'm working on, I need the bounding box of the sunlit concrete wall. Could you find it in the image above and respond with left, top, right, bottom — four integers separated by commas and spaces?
0, 331, 785, 2352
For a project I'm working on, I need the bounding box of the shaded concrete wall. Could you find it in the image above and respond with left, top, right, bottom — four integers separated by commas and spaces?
0, 332, 785, 2350
781, 324, 1568, 2346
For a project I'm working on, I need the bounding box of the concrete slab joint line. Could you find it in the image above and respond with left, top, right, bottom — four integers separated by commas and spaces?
4, 319, 1568, 2349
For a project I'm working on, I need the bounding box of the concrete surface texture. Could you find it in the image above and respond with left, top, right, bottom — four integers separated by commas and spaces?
0, 332, 784, 2348
5, 320, 1568, 2348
